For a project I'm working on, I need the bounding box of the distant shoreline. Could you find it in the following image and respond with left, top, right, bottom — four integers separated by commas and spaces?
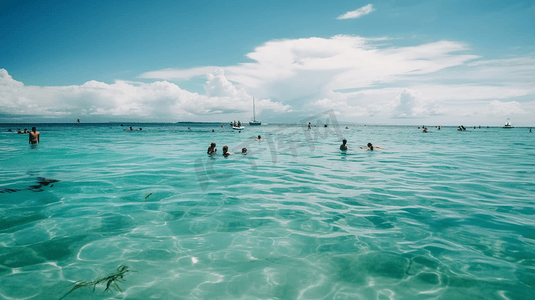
0, 123, 530, 128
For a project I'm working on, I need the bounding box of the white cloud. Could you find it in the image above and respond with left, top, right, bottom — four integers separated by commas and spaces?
337, 4, 375, 20
0, 68, 290, 121
136, 35, 535, 125
140, 66, 219, 81
141, 36, 480, 103
3, 34, 535, 125
312, 88, 445, 119
486, 100, 527, 115
392, 89, 444, 118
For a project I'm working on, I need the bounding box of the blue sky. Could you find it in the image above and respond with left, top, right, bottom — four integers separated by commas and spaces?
1, 0, 534, 125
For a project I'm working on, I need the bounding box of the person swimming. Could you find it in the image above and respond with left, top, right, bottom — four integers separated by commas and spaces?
340, 139, 348, 150
222, 145, 233, 156
361, 142, 385, 151
254, 135, 264, 141
207, 142, 217, 155
242, 148, 247, 154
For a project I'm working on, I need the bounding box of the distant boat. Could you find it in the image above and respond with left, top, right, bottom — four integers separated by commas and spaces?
233, 126, 245, 130
249, 97, 261, 126
76, 119, 80, 124
503, 118, 514, 129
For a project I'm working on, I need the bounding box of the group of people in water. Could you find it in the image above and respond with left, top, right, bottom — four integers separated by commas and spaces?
340, 139, 384, 151
8, 127, 40, 144
207, 134, 383, 158
207, 142, 248, 157
207, 135, 266, 157
419, 125, 442, 132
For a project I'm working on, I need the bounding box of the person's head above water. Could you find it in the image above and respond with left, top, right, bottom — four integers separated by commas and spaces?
258, 135, 261, 139
340, 139, 348, 150
242, 148, 247, 154
207, 142, 217, 154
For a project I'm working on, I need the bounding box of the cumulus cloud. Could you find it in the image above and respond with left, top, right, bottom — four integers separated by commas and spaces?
486, 100, 527, 115
141, 36, 479, 102
138, 35, 535, 124
0, 68, 290, 121
337, 4, 375, 20
392, 89, 444, 118
4, 34, 535, 125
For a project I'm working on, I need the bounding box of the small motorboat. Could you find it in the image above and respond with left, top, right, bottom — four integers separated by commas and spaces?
233, 126, 245, 130
503, 118, 514, 129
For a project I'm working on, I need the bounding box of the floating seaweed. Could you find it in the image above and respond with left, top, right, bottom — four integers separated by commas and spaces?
59, 265, 133, 300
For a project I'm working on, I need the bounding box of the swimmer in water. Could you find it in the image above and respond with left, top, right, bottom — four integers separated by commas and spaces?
254, 135, 264, 141
361, 142, 385, 151
207, 142, 217, 155
222, 145, 233, 157
242, 148, 247, 154
340, 139, 348, 151
29, 127, 40, 144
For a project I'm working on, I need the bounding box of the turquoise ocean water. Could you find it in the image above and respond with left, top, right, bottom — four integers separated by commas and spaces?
0, 122, 534, 299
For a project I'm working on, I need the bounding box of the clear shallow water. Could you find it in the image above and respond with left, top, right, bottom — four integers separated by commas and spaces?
0, 123, 534, 300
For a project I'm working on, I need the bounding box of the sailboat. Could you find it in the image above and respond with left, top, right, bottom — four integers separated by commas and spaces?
249, 97, 261, 126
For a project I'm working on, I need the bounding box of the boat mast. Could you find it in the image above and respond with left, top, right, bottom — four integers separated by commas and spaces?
253, 97, 256, 122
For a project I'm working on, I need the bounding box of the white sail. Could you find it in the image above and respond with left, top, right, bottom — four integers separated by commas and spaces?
249, 97, 261, 125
